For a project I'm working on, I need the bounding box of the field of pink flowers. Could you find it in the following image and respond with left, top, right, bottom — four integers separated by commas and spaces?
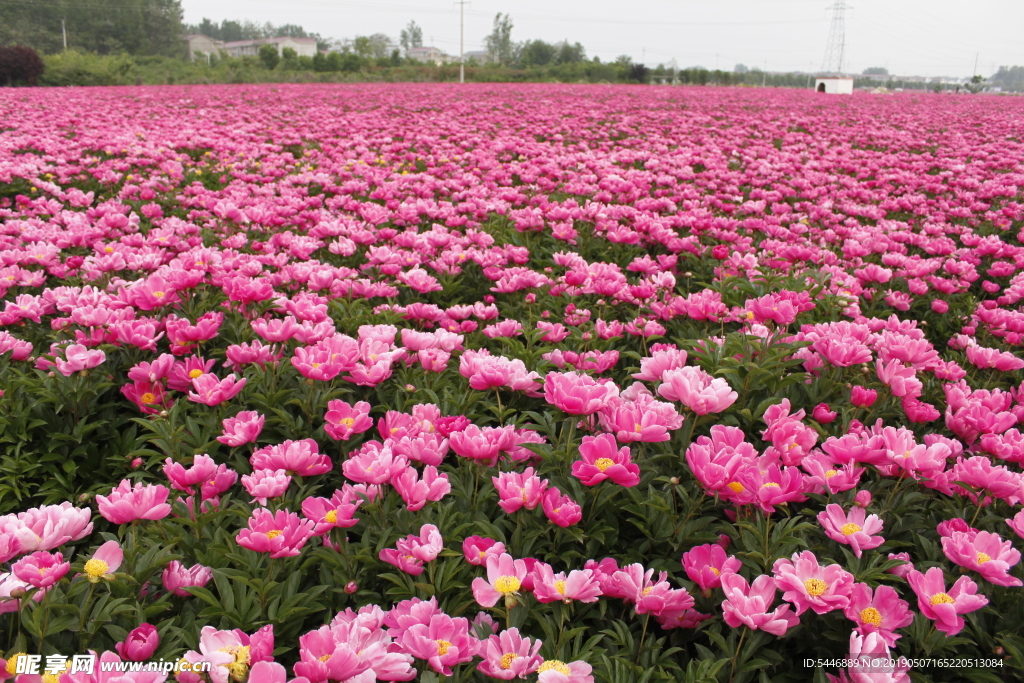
0, 82, 1023, 683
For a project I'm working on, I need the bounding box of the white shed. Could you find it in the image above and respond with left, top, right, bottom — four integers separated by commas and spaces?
814, 77, 854, 95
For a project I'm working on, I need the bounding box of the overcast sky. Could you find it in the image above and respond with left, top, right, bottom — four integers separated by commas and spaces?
180, 0, 1023, 78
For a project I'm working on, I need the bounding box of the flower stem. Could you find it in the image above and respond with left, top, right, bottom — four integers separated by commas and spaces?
728, 627, 748, 682
635, 612, 651, 665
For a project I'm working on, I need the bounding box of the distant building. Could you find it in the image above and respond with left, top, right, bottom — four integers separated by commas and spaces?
183, 35, 318, 61
407, 46, 451, 65
463, 50, 493, 64
220, 37, 318, 59
184, 34, 221, 61
814, 76, 854, 94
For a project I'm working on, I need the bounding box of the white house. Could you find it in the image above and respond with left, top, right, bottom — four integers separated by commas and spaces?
220, 37, 318, 59
407, 46, 451, 65
814, 77, 854, 94
184, 34, 221, 61
184, 35, 318, 61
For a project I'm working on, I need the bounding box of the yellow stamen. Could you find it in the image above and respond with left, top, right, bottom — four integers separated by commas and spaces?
825, 469, 838, 478
930, 592, 954, 605
804, 578, 828, 596
727, 482, 745, 493
977, 552, 991, 564
555, 580, 566, 595
436, 640, 451, 656
840, 523, 862, 536
860, 607, 882, 627
325, 510, 338, 524
6, 654, 26, 675
538, 660, 571, 674
499, 652, 518, 670
84, 558, 109, 578
188, 369, 203, 379
140, 392, 156, 404
266, 530, 282, 540
594, 457, 614, 472
494, 576, 521, 594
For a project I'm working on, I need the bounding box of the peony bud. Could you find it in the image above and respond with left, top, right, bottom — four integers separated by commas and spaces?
344, 581, 358, 594
812, 403, 837, 424
854, 490, 872, 508
850, 386, 877, 408
115, 623, 159, 662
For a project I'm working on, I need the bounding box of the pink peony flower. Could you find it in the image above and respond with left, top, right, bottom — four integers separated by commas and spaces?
187, 373, 247, 406
115, 623, 159, 661
817, 504, 885, 558
906, 566, 987, 636
720, 573, 800, 636
850, 386, 878, 408
162, 560, 213, 597
235, 508, 315, 558
12, 551, 69, 588
217, 411, 265, 447
772, 550, 854, 615
657, 366, 737, 415
571, 433, 640, 487
391, 465, 451, 511
54, 344, 106, 376
163, 454, 217, 494
463, 536, 506, 566
252, 439, 332, 477
323, 400, 374, 441
941, 530, 1022, 587
493, 468, 549, 514
537, 659, 594, 683
812, 403, 838, 423
682, 543, 741, 592
241, 468, 292, 506
301, 489, 361, 535
839, 631, 911, 683
96, 480, 171, 524
399, 613, 476, 676
541, 488, 582, 527
843, 583, 913, 647
342, 443, 407, 484
531, 562, 602, 604
543, 371, 619, 415
476, 627, 543, 680
472, 553, 530, 608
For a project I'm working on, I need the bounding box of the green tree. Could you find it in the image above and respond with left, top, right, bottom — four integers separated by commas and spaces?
281, 46, 297, 69
399, 21, 423, 51
555, 41, 585, 65
862, 66, 888, 75
518, 39, 556, 67
0, 0, 185, 57
258, 43, 279, 69
352, 36, 373, 58
484, 13, 514, 65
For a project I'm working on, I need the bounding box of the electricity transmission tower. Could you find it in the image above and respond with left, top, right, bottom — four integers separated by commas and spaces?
821, 0, 849, 74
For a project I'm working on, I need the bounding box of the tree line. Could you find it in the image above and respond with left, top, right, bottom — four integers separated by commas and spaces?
0, 0, 184, 56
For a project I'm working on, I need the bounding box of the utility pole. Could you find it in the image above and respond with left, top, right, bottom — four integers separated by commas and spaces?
972, 52, 978, 77
456, 0, 468, 83
62, 17, 67, 50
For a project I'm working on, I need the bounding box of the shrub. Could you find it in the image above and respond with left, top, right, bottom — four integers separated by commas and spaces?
0, 45, 44, 86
